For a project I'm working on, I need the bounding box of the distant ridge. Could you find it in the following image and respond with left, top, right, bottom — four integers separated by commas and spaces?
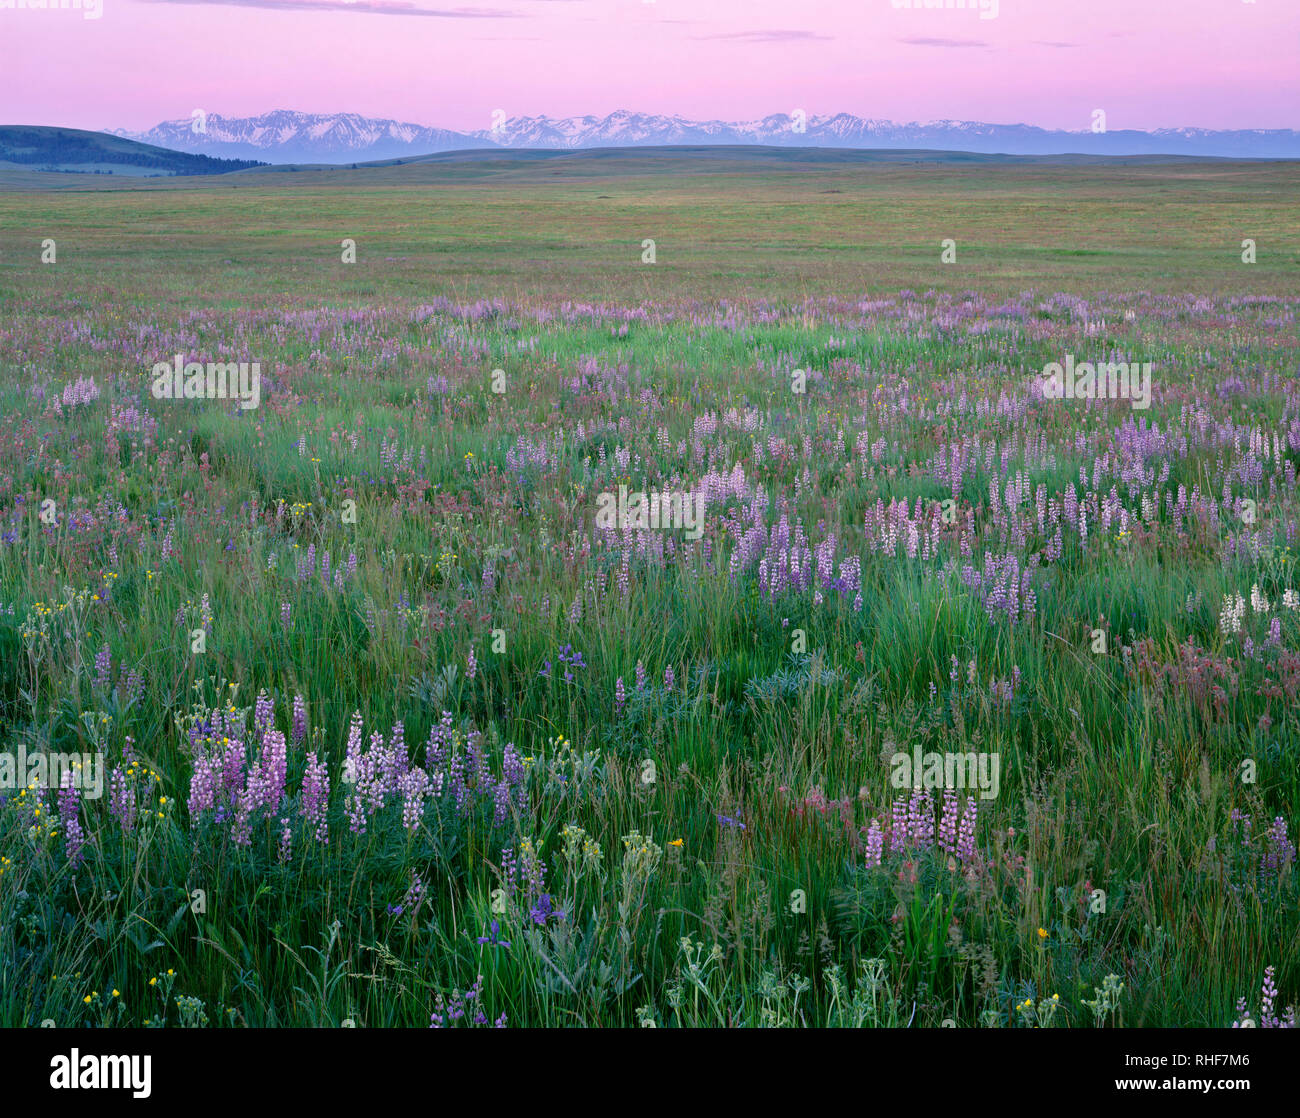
107, 109, 1300, 164
0, 126, 265, 176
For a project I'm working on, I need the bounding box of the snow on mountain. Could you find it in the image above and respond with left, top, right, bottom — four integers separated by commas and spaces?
110, 110, 484, 163
110, 110, 1300, 163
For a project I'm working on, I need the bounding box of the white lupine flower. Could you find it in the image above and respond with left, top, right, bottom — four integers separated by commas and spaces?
1219, 593, 1246, 635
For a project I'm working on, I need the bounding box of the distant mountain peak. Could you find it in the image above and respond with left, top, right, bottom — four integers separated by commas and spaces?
110, 109, 1300, 164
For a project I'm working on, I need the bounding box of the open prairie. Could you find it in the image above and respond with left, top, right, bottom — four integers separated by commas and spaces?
3, 151, 1299, 299
1, 153, 1298, 1029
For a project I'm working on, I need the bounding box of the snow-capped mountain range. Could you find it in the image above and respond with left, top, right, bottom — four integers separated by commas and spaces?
110, 110, 1300, 163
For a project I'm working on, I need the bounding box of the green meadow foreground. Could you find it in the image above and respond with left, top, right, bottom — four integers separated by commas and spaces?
0, 155, 1297, 1027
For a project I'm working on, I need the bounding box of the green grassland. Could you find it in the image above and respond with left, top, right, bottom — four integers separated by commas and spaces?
2, 151, 1297, 301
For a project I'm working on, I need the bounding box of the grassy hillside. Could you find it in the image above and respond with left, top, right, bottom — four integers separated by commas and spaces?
0, 126, 264, 178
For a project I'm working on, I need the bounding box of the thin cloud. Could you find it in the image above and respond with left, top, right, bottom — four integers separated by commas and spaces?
898, 36, 989, 48
694, 30, 830, 43
1035, 40, 1079, 48
138, 0, 519, 16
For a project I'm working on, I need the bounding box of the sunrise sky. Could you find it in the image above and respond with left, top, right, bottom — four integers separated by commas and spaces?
2, 0, 1297, 134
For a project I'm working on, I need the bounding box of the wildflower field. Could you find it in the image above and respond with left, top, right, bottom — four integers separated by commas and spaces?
0, 155, 1298, 1028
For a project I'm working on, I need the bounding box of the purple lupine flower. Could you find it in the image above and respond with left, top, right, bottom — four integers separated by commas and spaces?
890, 796, 909, 854
522, 846, 547, 899
938, 790, 959, 854
466, 644, 477, 681
863, 819, 884, 867
61, 376, 99, 408
502, 842, 547, 903
58, 772, 85, 868
1263, 816, 1296, 876
500, 847, 518, 899
259, 729, 289, 815
1261, 966, 1280, 1029
342, 711, 364, 784
222, 737, 246, 795
346, 790, 367, 835
300, 751, 330, 844
956, 797, 979, 862
401, 767, 430, 831
362, 731, 389, 814
907, 790, 934, 848
292, 694, 307, 746
93, 643, 112, 690
425, 711, 452, 776
615, 676, 626, 716
465, 976, 483, 1007
230, 728, 288, 845
404, 871, 424, 914
502, 742, 525, 786
448, 752, 468, 815
385, 722, 408, 794
253, 692, 275, 738
492, 779, 510, 826
109, 764, 137, 834
123, 668, 145, 705
187, 754, 222, 817
230, 794, 254, 847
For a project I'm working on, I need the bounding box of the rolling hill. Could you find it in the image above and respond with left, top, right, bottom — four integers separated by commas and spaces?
0, 126, 265, 177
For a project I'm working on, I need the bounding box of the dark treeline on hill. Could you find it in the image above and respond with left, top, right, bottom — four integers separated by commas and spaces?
0, 127, 265, 175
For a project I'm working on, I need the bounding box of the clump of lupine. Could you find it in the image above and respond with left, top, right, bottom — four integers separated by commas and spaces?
1211, 810, 1297, 894
56, 376, 100, 410
498, 835, 568, 927
184, 694, 532, 851
429, 976, 507, 1028
780, 785, 982, 867
1232, 966, 1297, 1028
867, 789, 981, 867
946, 655, 1022, 713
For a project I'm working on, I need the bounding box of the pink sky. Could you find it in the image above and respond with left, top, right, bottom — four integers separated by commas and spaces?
2, 0, 1297, 133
